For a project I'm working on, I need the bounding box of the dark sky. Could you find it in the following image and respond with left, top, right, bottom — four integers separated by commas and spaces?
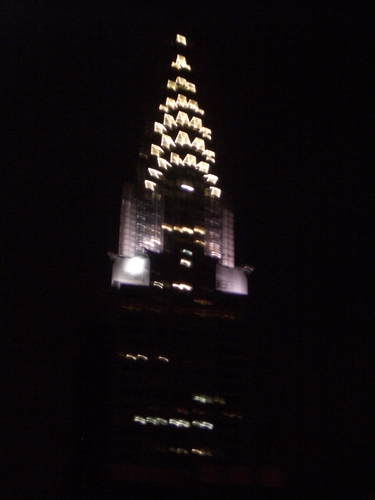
3, 3, 373, 497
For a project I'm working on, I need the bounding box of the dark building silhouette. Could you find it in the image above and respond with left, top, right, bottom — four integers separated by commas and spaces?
81, 34, 284, 498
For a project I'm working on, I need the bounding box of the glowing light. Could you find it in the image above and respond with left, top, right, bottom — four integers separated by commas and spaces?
192, 449, 213, 456
182, 249, 193, 256
203, 174, 218, 185
192, 421, 214, 430
170, 152, 183, 166
182, 154, 196, 167
144, 180, 156, 191
151, 144, 164, 157
127, 256, 146, 274
194, 239, 205, 245
191, 137, 205, 152
162, 223, 173, 231
196, 161, 210, 173
170, 447, 189, 454
175, 76, 196, 93
126, 354, 136, 360
172, 283, 192, 291
211, 251, 221, 258
200, 127, 212, 140
176, 111, 189, 127
171, 54, 191, 71
193, 394, 213, 404
176, 34, 187, 45
180, 259, 192, 267
190, 116, 202, 130
207, 186, 221, 198
134, 416, 146, 424
154, 121, 166, 134
166, 97, 177, 110
167, 79, 177, 91
181, 184, 194, 192
153, 281, 164, 288
203, 149, 215, 162
181, 226, 194, 234
175, 131, 191, 147
157, 157, 171, 169
194, 227, 205, 235
169, 419, 190, 428
137, 354, 148, 360
159, 104, 168, 112
164, 113, 177, 129
148, 168, 163, 179
157, 356, 169, 362
161, 134, 175, 150
176, 94, 188, 108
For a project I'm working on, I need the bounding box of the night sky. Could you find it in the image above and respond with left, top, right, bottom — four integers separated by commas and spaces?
3, 3, 373, 498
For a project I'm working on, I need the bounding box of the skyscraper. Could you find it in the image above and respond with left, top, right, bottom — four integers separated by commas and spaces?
100, 34, 282, 496
111, 33, 250, 297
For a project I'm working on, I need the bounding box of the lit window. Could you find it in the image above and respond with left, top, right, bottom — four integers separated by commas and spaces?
154, 122, 166, 134
171, 54, 191, 71
126, 354, 136, 360
170, 152, 183, 165
148, 168, 163, 179
175, 76, 196, 93
157, 157, 171, 169
162, 223, 173, 231
157, 356, 169, 362
187, 99, 198, 111
194, 227, 205, 235
176, 94, 188, 108
172, 283, 192, 291
161, 134, 175, 150
196, 161, 209, 173
206, 186, 221, 198
175, 131, 191, 147
181, 184, 194, 192
164, 113, 177, 129
200, 127, 212, 140
203, 174, 218, 185
191, 137, 205, 152
182, 249, 193, 256
203, 149, 215, 162
169, 419, 190, 428
190, 116, 202, 130
166, 97, 177, 110
145, 180, 156, 191
180, 258, 192, 267
136, 354, 148, 360
176, 111, 189, 127
167, 79, 177, 91
134, 416, 146, 424
193, 394, 213, 403
181, 226, 194, 234
176, 34, 187, 45
192, 421, 214, 430
153, 281, 164, 288
182, 154, 196, 167
150, 144, 164, 157
159, 104, 168, 112
194, 239, 205, 245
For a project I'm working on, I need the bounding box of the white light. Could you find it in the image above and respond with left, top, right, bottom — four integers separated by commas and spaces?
171, 55, 191, 71
208, 186, 221, 198
136, 354, 148, 360
176, 94, 188, 108
167, 79, 177, 91
182, 249, 193, 256
161, 134, 175, 150
182, 154, 197, 167
146, 417, 157, 425
169, 419, 190, 428
159, 104, 168, 112
192, 449, 213, 456
194, 239, 205, 245
166, 97, 177, 110
163, 113, 177, 129
181, 184, 194, 192
176, 34, 187, 45
175, 130, 191, 147
194, 227, 205, 235
192, 420, 214, 430
176, 111, 189, 127
211, 251, 221, 258
126, 354, 136, 360
196, 161, 209, 173
128, 256, 145, 274
170, 152, 183, 166
203, 149, 215, 162
190, 116, 202, 130
157, 158, 171, 169
191, 137, 205, 152
153, 281, 164, 288
181, 226, 194, 234
180, 259, 192, 267
200, 127, 212, 140
151, 144, 164, 157
157, 356, 169, 362
154, 121, 166, 134
162, 224, 173, 232
148, 168, 163, 179
203, 174, 218, 185
134, 416, 146, 425
172, 283, 192, 291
